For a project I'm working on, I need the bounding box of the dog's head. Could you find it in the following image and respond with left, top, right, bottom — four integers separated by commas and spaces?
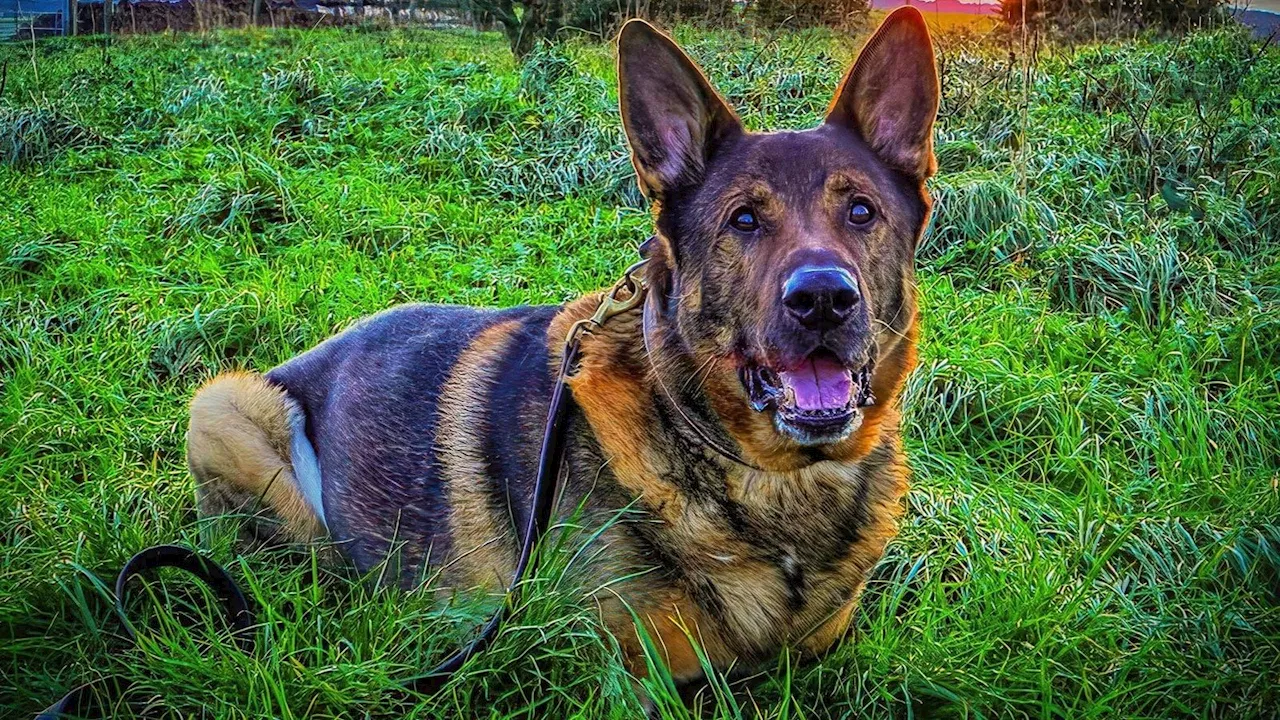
618, 9, 938, 457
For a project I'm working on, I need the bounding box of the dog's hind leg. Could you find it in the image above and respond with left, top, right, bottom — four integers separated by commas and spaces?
187, 371, 325, 548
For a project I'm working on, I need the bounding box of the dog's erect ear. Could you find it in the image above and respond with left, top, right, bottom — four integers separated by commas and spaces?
825, 7, 940, 179
617, 20, 742, 199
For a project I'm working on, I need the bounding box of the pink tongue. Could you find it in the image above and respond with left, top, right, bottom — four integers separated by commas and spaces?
779, 356, 853, 411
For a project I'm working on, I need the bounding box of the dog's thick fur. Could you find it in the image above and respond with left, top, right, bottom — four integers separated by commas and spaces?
187, 9, 938, 683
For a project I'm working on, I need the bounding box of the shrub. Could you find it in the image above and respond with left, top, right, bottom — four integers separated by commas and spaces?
0, 105, 96, 168
1045, 234, 1188, 325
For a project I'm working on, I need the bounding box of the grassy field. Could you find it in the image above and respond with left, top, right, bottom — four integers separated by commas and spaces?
3, 21, 1280, 719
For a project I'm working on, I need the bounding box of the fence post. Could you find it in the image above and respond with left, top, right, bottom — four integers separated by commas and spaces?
252, 0, 262, 25
68, 0, 78, 34
103, 0, 113, 36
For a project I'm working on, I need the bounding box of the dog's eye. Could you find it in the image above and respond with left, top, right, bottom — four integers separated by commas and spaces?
848, 200, 875, 226
729, 207, 759, 232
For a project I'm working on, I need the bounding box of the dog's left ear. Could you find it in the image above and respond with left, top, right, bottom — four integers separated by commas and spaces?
617, 19, 743, 199
826, 7, 940, 179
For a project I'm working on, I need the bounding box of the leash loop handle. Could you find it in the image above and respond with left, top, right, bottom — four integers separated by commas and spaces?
37, 545, 258, 719
113, 544, 257, 652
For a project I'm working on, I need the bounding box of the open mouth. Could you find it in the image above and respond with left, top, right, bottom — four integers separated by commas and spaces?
739, 350, 875, 444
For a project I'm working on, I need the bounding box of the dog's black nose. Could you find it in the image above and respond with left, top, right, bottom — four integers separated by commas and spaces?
782, 266, 860, 331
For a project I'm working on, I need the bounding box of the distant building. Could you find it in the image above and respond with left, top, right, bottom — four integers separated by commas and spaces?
2, 0, 70, 37
1, 0, 336, 38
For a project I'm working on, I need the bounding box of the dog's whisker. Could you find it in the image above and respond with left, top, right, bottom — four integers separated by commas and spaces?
681, 353, 719, 393
872, 317, 910, 343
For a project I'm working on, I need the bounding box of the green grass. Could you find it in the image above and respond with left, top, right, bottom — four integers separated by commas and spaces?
3, 22, 1280, 718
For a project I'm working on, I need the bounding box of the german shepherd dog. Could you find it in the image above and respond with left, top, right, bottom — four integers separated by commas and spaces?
187, 8, 938, 687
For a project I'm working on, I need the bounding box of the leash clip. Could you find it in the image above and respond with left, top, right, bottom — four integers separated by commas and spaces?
563, 258, 650, 371
589, 258, 649, 328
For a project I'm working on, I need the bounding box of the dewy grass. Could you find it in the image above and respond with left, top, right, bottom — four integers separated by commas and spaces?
3, 22, 1279, 719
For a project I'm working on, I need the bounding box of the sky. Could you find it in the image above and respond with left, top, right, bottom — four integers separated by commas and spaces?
1237, 0, 1280, 12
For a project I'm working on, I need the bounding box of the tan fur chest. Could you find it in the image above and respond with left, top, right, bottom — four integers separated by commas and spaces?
595, 447, 907, 674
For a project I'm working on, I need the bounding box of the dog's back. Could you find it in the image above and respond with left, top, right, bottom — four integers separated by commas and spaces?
191, 304, 562, 586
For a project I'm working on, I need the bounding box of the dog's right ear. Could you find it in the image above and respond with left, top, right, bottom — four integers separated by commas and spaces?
617, 20, 742, 200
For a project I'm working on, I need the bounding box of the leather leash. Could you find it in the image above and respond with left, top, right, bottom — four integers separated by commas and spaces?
36, 258, 651, 718
405, 256, 649, 693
